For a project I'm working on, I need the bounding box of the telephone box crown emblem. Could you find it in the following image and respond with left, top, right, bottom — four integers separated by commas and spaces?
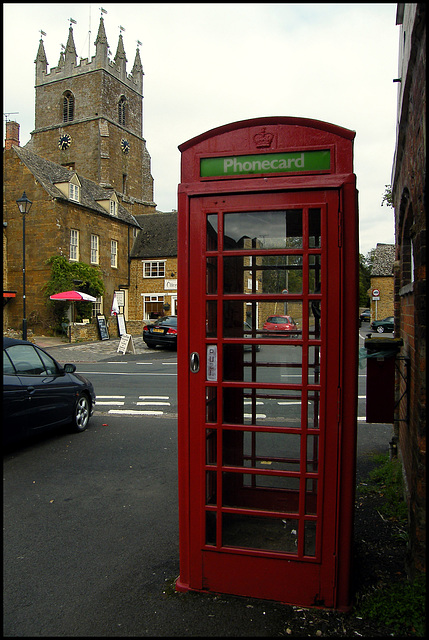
253, 127, 274, 148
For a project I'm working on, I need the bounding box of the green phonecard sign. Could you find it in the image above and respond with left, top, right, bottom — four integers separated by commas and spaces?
200, 149, 331, 177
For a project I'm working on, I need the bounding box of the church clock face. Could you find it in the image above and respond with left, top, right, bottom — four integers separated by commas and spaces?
121, 138, 130, 154
58, 133, 71, 150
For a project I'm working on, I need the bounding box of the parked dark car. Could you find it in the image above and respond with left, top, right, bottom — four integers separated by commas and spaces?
370, 316, 394, 333
359, 309, 371, 323
143, 315, 177, 349
3, 337, 96, 446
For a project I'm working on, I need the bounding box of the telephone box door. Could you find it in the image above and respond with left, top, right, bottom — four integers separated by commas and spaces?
184, 188, 344, 607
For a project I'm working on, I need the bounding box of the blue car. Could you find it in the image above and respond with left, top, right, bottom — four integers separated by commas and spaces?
3, 337, 96, 445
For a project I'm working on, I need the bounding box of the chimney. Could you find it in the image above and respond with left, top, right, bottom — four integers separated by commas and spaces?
5, 121, 20, 150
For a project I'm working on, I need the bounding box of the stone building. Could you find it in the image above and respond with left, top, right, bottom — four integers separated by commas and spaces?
27, 16, 156, 215
391, 3, 426, 576
3, 16, 164, 336
3, 140, 140, 332
369, 243, 395, 321
130, 212, 178, 320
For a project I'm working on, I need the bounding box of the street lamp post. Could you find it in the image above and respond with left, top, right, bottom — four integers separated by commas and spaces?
16, 191, 32, 340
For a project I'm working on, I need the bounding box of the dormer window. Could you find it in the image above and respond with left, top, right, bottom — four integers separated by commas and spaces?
54, 173, 81, 203
118, 96, 126, 126
63, 91, 74, 122
95, 191, 119, 216
69, 183, 80, 202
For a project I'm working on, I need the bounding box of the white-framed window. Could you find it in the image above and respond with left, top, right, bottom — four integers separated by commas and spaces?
143, 294, 165, 320
69, 183, 80, 202
111, 240, 118, 268
143, 260, 165, 278
110, 200, 117, 216
91, 234, 99, 264
70, 229, 79, 261
92, 297, 102, 317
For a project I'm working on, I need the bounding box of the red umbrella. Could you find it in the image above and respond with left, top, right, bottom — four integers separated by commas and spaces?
50, 291, 97, 325
50, 290, 97, 301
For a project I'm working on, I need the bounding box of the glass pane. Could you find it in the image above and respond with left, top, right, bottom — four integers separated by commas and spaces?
222, 513, 299, 553
307, 391, 321, 430
222, 473, 300, 513
305, 479, 318, 515
206, 301, 217, 337
223, 255, 303, 295
206, 470, 217, 505
309, 208, 321, 248
304, 521, 317, 556
206, 428, 217, 464
223, 210, 302, 250
206, 387, 217, 423
308, 346, 322, 384
308, 300, 322, 339
309, 255, 321, 294
307, 435, 319, 472
223, 343, 302, 384
223, 430, 301, 473
207, 214, 218, 250
223, 387, 302, 428
224, 300, 302, 337
205, 511, 216, 545
206, 257, 217, 294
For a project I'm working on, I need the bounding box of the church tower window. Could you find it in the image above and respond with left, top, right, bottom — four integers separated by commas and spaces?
118, 96, 126, 126
63, 91, 74, 122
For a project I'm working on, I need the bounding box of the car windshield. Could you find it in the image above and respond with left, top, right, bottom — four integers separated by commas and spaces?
156, 316, 177, 326
267, 316, 292, 324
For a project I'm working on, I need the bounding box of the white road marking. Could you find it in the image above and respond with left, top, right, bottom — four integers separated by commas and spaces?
139, 395, 169, 400
108, 409, 164, 416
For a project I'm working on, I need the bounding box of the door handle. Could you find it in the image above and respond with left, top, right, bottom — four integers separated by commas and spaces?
26, 386, 35, 395
190, 352, 200, 373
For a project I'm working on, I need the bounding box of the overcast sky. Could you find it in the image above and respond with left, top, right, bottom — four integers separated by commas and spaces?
3, 3, 400, 256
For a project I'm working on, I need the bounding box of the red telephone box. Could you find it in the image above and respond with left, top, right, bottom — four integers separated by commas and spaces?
176, 117, 358, 610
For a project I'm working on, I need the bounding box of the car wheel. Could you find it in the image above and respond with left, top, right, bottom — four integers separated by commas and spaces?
376, 326, 385, 333
72, 393, 90, 432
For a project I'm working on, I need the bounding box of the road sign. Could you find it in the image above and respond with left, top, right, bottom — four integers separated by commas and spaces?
372, 289, 380, 297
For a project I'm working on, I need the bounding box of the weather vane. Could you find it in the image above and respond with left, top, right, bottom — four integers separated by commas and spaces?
39, 29, 46, 38
100, 7, 107, 16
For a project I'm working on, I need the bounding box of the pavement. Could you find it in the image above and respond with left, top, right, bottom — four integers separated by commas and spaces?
33, 334, 150, 362
24, 332, 397, 634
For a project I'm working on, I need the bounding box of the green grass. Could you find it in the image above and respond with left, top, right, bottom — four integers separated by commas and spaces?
355, 454, 426, 635
357, 574, 426, 635
359, 453, 408, 522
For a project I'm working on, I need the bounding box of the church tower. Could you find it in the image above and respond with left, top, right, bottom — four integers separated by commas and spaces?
28, 17, 156, 214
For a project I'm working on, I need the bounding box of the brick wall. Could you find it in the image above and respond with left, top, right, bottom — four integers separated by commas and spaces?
391, 4, 426, 576
5, 121, 20, 150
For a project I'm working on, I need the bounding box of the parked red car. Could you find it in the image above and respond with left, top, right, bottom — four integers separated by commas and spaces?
263, 315, 298, 334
